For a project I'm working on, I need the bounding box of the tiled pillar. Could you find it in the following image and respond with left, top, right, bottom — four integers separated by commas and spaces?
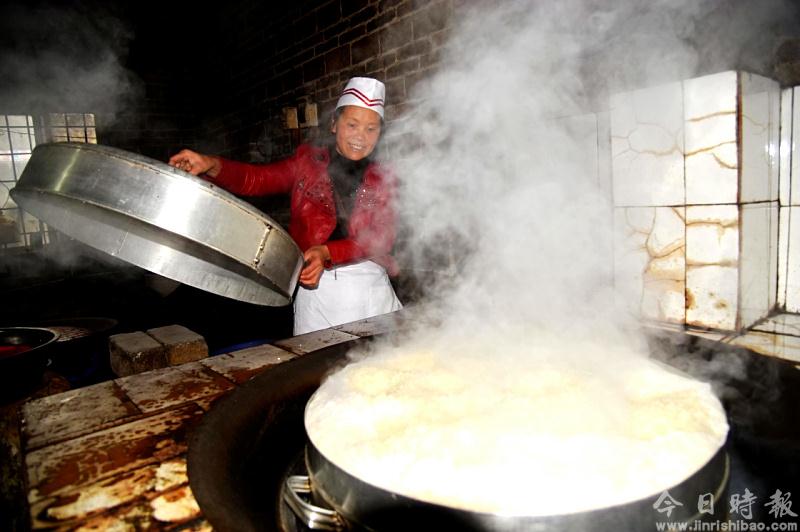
781, 87, 800, 313
612, 71, 780, 332
738, 73, 780, 327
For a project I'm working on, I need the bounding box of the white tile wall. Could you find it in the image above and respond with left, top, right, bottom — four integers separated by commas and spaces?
611, 82, 684, 207
792, 87, 800, 206
778, 207, 791, 309
787, 206, 800, 312
686, 265, 739, 330
780, 88, 793, 207
685, 205, 739, 330
614, 207, 686, 323
769, 202, 779, 313
684, 71, 739, 205
778, 88, 793, 311
609, 71, 797, 331
614, 207, 652, 318
739, 202, 779, 328
740, 73, 780, 204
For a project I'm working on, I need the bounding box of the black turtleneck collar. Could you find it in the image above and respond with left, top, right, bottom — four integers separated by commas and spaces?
327, 146, 370, 240
328, 148, 370, 178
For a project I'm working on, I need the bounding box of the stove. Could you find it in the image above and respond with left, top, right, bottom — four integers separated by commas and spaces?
188, 340, 359, 531
188, 331, 800, 531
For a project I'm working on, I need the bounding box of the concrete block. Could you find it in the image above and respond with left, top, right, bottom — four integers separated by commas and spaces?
109, 331, 167, 377
146, 325, 208, 365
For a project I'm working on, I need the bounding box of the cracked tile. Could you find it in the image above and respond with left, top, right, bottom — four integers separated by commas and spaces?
611, 81, 684, 207
684, 71, 738, 205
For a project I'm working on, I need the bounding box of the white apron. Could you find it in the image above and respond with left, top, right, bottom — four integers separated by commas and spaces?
293, 260, 402, 335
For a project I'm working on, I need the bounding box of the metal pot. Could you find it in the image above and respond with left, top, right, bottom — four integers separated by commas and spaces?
11, 142, 303, 306
288, 354, 731, 530
0, 327, 59, 401
30, 317, 119, 385
287, 437, 728, 531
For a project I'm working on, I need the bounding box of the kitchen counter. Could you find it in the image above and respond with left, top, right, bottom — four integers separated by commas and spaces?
14, 311, 800, 530
17, 311, 404, 530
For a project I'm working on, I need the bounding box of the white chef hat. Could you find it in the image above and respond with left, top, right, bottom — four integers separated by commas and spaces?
335, 77, 385, 119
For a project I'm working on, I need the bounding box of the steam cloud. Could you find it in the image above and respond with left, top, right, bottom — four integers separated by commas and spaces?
389, 0, 797, 343
0, 1, 144, 275
307, 2, 800, 516
0, 1, 142, 121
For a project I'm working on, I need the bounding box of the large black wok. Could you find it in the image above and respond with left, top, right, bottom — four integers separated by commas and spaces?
189, 327, 800, 530
188, 340, 363, 531
191, 330, 782, 531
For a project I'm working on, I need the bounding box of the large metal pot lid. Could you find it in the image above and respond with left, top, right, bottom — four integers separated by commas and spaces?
11, 143, 303, 306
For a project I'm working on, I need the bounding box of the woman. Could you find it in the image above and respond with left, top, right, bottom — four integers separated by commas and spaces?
168, 77, 402, 335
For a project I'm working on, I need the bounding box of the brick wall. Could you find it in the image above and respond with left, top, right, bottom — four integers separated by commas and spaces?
203, 0, 454, 163
97, 2, 218, 162
91, 1, 454, 182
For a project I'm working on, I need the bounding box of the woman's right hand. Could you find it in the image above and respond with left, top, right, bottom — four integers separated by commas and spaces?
168, 149, 221, 178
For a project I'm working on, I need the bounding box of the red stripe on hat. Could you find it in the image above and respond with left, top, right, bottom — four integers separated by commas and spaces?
342, 88, 384, 107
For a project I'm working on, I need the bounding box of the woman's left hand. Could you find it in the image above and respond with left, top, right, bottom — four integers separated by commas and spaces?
299, 245, 331, 288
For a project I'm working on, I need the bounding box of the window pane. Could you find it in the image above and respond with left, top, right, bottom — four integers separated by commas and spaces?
0, 130, 9, 155
66, 113, 85, 127
68, 127, 87, 141
50, 127, 67, 141
1, 112, 94, 251
48, 113, 66, 127
7, 115, 28, 127
9, 128, 32, 153
0, 156, 14, 181
0, 182, 9, 207
12, 154, 30, 177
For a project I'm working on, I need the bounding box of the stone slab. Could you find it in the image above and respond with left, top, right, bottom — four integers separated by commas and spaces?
273, 328, 359, 355
22, 381, 140, 451
333, 310, 406, 337
146, 324, 208, 365
109, 331, 167, 377
26, 403, 203, 506
116, 362, 234, 413
200, 343, 296, 383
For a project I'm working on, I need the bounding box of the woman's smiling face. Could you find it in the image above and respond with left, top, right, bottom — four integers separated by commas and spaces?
331, 105, 382, 161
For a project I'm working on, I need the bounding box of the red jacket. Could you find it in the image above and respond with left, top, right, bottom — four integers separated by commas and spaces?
208, 143, 398, 275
